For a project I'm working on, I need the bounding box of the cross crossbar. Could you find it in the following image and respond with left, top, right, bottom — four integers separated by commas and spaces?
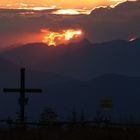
3, 88, 42, 93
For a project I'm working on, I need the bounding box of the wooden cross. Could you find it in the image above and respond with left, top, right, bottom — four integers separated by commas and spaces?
3, 68, 42, 129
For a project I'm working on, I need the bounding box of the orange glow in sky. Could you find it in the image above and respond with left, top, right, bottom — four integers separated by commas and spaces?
41, 29, 83, 46
52, 9, 91, 15
0, 0, 126, 10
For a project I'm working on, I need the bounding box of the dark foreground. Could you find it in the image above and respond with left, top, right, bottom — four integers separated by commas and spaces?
0, 126, 140, 140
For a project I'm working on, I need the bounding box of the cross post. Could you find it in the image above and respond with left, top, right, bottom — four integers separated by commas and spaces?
3, 68, 42, 130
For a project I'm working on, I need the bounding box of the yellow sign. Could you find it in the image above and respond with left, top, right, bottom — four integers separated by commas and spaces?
101, 99, 112, 109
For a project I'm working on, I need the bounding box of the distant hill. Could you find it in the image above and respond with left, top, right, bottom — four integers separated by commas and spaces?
27, 73, 140, 121
0, 57, 19, 87
1, 38, 140, 80
0, 56, 76, 87
0, 57, 78, 120
0, 61, 139, 121
0, 38, 140, 121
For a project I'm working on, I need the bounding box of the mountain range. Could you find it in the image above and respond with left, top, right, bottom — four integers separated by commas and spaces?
1, 38, 140, 80
0, 38, 140, 121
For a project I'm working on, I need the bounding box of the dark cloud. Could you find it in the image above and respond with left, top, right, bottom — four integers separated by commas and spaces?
0, 1, 140, 46
86, 0, 140, 42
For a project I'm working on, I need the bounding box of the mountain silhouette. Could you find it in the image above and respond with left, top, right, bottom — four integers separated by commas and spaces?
28, 73, 140, 121
1, 38, 140, 80
0, 38, 140, 120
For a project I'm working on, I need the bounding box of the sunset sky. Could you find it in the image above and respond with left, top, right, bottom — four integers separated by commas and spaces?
0, 0, 126, 9
0, 0, 139, 47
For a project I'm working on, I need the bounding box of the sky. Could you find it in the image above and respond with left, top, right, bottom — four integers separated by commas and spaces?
0, 0, 125, 9
0, 0, 140, 47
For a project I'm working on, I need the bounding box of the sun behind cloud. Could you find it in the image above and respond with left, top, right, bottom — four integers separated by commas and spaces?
41, 29, 83, 46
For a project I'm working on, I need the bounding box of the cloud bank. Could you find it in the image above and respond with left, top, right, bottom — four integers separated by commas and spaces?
0, 1, 140, 47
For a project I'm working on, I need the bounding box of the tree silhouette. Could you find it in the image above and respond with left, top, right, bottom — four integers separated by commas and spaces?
39, 107, 58, 125
68, 109, 77, 122
80, 110, 86, 122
